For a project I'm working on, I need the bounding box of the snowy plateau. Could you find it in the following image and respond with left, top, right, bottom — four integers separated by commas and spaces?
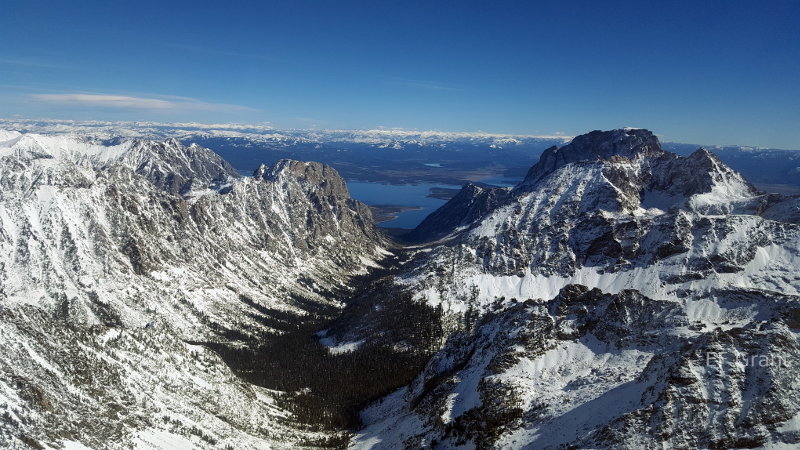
0, 127, 799, 449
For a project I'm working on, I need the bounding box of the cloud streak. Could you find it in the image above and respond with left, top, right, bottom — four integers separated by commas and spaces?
0, 58, 77, 70
30, 93, 258, 113
167, 44, 279, 63
388, 78, 460, 91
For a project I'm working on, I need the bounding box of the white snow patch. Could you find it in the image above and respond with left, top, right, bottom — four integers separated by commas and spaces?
134, 429, 196, 450
359, 255, 382, 269
54, 442, 93, 450
319, 336, 365, 355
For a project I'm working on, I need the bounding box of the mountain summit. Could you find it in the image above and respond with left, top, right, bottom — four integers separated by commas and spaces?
522, 128, 664, 186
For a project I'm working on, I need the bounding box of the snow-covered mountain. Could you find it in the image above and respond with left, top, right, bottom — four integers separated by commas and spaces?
397, 129, 800, 308
352, 128, 800, 448
2, 126, 800, 449
0, 130, 239, 193
0, 131, 388, 448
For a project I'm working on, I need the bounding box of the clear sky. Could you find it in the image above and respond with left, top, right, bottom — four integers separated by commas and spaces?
1, 0, 798, 148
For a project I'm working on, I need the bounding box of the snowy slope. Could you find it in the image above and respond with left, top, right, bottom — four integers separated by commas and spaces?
354, 287, 800, 448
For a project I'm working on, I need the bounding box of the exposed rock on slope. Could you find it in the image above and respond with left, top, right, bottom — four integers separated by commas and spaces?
355, 286, 800, 449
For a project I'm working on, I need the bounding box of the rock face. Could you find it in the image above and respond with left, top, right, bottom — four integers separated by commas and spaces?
521, 128, 664, 186
253, 159, 377, 252
353, 129, 800, 448
405, 183, 512, 243
0, 131, 387, 448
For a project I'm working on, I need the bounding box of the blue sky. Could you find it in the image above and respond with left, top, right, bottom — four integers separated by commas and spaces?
1, 0, 798, 148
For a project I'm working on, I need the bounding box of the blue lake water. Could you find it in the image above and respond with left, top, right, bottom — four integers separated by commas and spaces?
238, 167, 520, 229
346, 181, 463, 229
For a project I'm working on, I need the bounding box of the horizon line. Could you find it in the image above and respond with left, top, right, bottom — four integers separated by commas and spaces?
1, 117, 799, 151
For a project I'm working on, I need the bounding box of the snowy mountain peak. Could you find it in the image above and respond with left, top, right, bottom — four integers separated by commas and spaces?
119, 137, 240, 193
522, 128, 664, 186
409, 128, 767, 244
405, 183, 512, 243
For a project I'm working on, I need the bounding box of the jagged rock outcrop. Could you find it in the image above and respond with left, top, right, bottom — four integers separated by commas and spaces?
354, 286, 800, 449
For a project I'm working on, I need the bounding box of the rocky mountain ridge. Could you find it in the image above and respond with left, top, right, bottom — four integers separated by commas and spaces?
0, 131, 388, 448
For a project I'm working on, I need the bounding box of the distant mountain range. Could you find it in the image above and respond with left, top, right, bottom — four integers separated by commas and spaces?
4, 119, 798, 193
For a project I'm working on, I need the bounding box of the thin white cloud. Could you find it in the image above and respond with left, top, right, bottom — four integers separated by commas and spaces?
0, 58, 75, 70
167, 44, 279, 62
388, 78, 459, 91
34, 94, 173, 109
31, 93, 258, 113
